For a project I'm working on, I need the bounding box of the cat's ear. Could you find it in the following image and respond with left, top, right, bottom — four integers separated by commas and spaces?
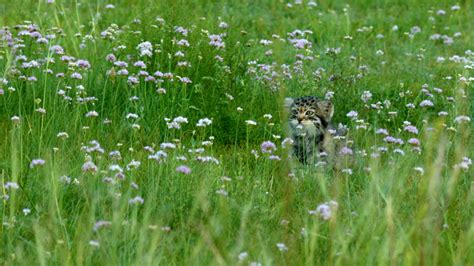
317, 100, 334, 121
284, 97, 294, 112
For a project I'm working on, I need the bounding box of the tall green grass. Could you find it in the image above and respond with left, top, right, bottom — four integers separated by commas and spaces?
1, 0, 473, 264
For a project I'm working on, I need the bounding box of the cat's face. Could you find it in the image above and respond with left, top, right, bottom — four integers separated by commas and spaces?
287, 96, 334, 137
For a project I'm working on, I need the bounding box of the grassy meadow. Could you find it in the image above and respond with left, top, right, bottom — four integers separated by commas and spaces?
0, 0, 473, 265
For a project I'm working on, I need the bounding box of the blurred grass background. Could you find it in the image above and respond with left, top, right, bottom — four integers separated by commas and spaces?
0, 0, 473, 265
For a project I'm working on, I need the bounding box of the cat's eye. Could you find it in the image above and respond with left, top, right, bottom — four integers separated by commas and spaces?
306, 111, 314, 116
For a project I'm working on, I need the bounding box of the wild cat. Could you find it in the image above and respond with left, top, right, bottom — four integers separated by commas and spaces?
285, 96, 347, 165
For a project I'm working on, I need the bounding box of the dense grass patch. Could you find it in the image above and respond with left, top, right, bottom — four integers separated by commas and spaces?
1, 0, 473, 264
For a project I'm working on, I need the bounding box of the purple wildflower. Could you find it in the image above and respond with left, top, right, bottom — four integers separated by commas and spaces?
419, 100, 434, 107
309, 200, 338, 220
209, 34, 225, 49
70, 72, 82, 80
76, 59, 91, 69
339, 146, 353, 155
30, 159, 46, 168
376, 128, 389, 135
384, 136, 404, 145
49, 45, 64, 55
127, 76, 139, 86
176, 165, 191, 174
134, 61, 146, 69
290, 39, 312, 49
404, 125, 419, 134
117, 69, 129, 75
179, 77, 192, 84
93, 220, 112, 231
105, 54, 116, 62
408, 138, 420, 146
114, 61, 128, 68
82, 161, 98, 173
261, 141, 277, 154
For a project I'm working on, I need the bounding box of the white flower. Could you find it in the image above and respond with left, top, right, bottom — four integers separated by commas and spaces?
361, 91, 372, 103
263, 114, 272, 120
346, 111, 358, 119
148, 150, 168, 163
128, 196, 144, 205
218, 21, 229, 29
202, 141, 213, 146
22, 208, 31, 216
82, 140, 105, 154
109, 164, 123, 172
57, 132, 69, 139
414, 167, 424, 175
85, 111, 99, 117
59, 176, 72, 184
196, 156, 220, 164
393, 149, 405, 155
238, 252, 248, 261
137, 41, 153, 57
245, 120, 257, 126
156, 88, 166, 94
454, 115, 470, 124
4, 182, 19, 190
341, 168, 353, 175
216, 189, 228, 196
438, 111, 448, 116
276, 243, 288, 252
93, 220, 112, 231
11, 116, 21, 124
89, 240, 100, 247
160, 142, 176, 149
225, 93, 234, 100
167, 116, 189, 129
167, 121, 180, 129
455, 157, 472, 170
174, 116, 188, 123
196, 118, 212, 127
131, 124, 140, 130
325, 91, 334, 100
36, 108, 46, 114
126, 113, 139, 119
126, 160, 141, 170
281, 138, 294, 148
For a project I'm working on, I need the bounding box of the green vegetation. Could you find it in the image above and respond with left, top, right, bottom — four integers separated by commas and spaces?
0, 0, 472, 264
